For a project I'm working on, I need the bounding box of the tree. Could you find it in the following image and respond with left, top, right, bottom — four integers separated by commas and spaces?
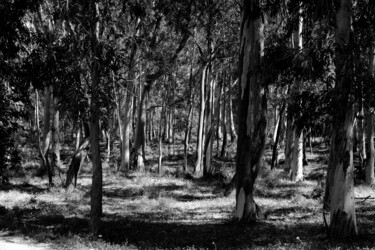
89, 0, 103, 238
235, 0, 267, 222
327, 0, 358, 237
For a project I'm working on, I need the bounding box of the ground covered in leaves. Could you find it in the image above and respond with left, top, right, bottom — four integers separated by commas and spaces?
0, 142, 375, 249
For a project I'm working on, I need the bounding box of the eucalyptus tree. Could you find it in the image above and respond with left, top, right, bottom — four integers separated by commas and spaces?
235, 0, 266, 222
130, 0, 195, 171
0, 0, 41, 181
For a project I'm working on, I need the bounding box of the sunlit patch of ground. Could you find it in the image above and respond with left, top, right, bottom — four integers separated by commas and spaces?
0, 142, 374, 249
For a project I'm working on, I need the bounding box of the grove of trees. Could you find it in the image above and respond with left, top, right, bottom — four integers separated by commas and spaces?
1, 0, 375, 245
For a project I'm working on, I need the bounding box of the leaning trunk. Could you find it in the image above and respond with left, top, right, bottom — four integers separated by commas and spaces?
235, 1, 266, 223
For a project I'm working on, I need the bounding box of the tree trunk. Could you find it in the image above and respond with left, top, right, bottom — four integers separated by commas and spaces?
41, 86, 53, 185
75, 124, 81, 151
194, 66, 207, 176
133, 84, 149, 172
284, 115, 295, 172
221, 80, 228, 158
158, 107, 163, 175
120, 88, 133, 171
366, 44, 375, 185
328, 0, 357, 237
203, 75, 214, 176
89, 1, 103, 238
51, 97, 61, 174
184, 63, 194, 172
235, 1, 266, 223
228, 78, 237, 142
290, 130, 303, 182
271, 104, 285, 170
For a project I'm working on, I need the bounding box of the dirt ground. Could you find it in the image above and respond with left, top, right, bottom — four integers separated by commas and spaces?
0, 141, 374, 249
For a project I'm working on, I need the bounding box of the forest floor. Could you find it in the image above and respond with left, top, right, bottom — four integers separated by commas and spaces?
0, 140, 375, 249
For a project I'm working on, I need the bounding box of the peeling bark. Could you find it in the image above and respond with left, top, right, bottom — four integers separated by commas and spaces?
328, 0, 357, 238
235, 1, 266, 223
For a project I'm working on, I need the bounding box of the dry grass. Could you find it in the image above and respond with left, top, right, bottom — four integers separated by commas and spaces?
0, 141, 374, 249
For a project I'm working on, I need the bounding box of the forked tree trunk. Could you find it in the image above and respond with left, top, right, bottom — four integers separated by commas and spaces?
194, 66, 207, 176
89, 1, 103, 238
328, 0, 357, 237
235, 1, 266, 223
366, 44, 375, 185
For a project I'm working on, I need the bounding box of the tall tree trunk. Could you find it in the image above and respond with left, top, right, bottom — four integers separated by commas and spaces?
284, 115, 295, 172
120, 85, 133, 171
235, 1, 266, 223
41, 86, 53, 185
290, 129, 303, 182
203, 75, 214, 176
221, 80, 228, 158
184, 62, 194, 172
328, 0, 357, 237
51, 97, 61, 173
134, 84, 149, 172
194, 66, 207, 176
158, 107, 164, 175
216, 78, 223, 155
366, 44, 375, 185
271, 104, 285, 170
89, 1, 103, 238
113, 74, 123, 163
228, 78, 237, 142
75, 124, 81, 151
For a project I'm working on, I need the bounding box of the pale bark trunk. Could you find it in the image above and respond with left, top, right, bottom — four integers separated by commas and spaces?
120, 86, 133, 171
194, 66, 207, 176
328, 0, 357, 237
158, 107, 163, 175
290, 130, 303, 182
89, 1, 103, 238
184, 106, 193, 171
235, 1, 266, 223
221, 81, 228, 158
75, 125, 81, 151
228, 78, 237, 142
271, 104, 285, 170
